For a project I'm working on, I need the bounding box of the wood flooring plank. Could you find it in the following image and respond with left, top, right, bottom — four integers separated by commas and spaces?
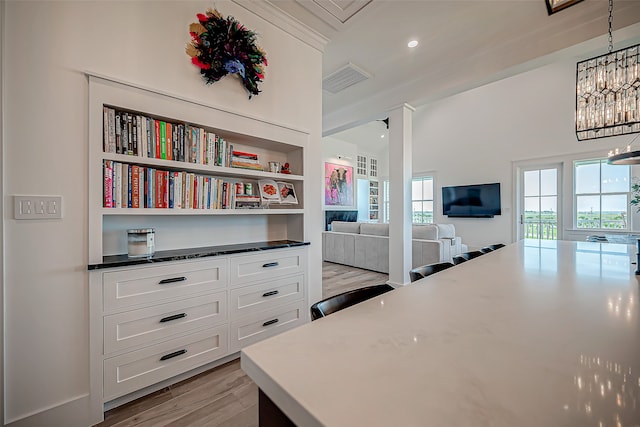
165, 383, 257, 427
97, 388, 174, 427
215, 404, 258, 427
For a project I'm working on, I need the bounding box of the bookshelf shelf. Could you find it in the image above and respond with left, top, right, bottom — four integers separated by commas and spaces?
102, 153, 304, 182
100, 208, 304, 216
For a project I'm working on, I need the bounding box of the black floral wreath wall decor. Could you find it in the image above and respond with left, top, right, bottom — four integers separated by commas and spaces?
186, 8, 268, 99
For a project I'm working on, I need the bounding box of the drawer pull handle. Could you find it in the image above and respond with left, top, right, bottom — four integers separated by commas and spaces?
160, 349, 187, 361
159, 277, 187, 285
160, 313, 187, 323
262, 318, 279, 327
262, 262, 279, 268
262, 290, 279, 297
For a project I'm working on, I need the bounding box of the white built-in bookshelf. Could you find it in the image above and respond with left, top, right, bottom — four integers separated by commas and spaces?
87, 74, 311, 422
88, 74, 308, 261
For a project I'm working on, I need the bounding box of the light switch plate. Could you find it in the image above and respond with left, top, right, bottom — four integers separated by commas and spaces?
14, 195, 62, 220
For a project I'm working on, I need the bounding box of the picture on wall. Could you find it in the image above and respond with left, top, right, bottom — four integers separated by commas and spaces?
325, 162, 354, 206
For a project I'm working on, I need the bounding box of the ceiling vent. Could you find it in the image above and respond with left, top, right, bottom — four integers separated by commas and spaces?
322, 63, 371, 94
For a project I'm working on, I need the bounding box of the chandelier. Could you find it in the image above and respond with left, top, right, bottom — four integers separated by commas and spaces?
575, 0, 640, 144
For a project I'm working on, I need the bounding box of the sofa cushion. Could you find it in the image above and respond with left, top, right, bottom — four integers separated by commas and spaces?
436, 224, 456, 239
412, 224, 438, 240
360, 223, 389, 236
331, 221, 361, 233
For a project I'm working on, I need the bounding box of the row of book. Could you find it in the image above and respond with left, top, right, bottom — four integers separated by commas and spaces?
103, 160, 262, 210
103, 106, 262, 169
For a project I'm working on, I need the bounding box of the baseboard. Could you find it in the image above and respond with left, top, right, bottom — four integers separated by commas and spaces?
386, 279, 408, 287
5, 394, 90, 427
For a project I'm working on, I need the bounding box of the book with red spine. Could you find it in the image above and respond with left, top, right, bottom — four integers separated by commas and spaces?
163, 171, 169, 209
155, 170, 163, 208
104, 160, 113, 208
231, 150, 258, 160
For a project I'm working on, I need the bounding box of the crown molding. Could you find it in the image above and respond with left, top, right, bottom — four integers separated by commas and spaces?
232, 0, 329, 52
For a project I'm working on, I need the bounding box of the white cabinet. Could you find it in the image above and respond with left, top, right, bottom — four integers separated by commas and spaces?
229, 249, 306, 286
228, 274, 305, 318
228, 247, 306, 352
103, 291, 227, 354
103, 326, 229, 401
87, 75, 310, 421
102, 258, 227, 310
229, 300, 305, 353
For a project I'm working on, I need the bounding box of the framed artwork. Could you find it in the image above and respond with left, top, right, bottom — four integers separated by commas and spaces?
325, 162, 354, 206
545, 0, 584, 15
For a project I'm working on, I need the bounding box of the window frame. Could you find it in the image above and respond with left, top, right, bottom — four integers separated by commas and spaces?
412, 175, 434, 224
573, 158, 630, 231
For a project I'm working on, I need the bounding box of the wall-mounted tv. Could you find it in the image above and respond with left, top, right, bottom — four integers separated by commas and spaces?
442, 183, 501, 218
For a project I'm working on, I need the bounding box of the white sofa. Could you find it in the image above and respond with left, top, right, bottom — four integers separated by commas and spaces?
322, 222, 467, 274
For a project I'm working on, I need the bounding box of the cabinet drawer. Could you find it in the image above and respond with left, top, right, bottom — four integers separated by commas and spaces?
104, 291, 227, 355
229, 301, 305, 353
229, 275, 304, 319
229, 248, 306, 287
104, 326, 228, 401
103, 258, 227, 311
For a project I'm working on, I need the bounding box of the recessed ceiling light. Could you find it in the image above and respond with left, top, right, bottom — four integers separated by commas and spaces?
408, 40, 418, 48
380, 134, 385, 138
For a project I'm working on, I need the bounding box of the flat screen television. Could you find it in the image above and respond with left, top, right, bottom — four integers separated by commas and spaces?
442, 183, 501, 218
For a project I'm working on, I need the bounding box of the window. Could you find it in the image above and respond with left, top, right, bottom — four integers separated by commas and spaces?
356, 155, 367, 176
574, 159, 630, 229
382, 176, 434, 223
369, 157, 378, 178
412, 176, 434, 224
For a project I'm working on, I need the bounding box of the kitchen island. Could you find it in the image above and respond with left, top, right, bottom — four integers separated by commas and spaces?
241, 240, 640, 426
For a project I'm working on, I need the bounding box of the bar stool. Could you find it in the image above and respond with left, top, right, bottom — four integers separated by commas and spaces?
310, 284, 394, 320
409, 262, 455, 282
452, 255, 467, 265
454, 250, 485, 265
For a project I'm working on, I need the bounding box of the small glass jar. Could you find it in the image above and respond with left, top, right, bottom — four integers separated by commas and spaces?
127, 228, 155, 258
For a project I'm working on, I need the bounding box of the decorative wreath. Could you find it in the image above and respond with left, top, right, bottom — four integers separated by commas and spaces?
186, 8, 268, 99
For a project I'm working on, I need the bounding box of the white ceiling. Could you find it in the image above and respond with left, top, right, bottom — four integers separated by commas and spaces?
269, 0, 640, 145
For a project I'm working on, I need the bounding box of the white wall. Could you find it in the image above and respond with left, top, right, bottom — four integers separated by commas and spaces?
2, 1, 322, 425
412, 59, 634, 249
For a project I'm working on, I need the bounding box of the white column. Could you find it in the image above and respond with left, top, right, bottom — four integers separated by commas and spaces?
387, 103, 414, 286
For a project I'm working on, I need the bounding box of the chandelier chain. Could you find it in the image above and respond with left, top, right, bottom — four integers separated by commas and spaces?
608, 0, 614, 53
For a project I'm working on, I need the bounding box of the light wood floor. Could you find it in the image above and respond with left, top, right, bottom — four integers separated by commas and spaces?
96, 262, 388, 427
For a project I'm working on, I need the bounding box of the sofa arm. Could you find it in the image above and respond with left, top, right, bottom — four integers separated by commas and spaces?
440, 237, 464, 257
412, 239, 448, 267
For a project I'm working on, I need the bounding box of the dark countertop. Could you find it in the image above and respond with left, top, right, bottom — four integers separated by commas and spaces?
88, 240, 310, 270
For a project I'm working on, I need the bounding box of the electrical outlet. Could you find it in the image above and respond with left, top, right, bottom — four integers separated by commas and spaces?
14, 196, 62, 220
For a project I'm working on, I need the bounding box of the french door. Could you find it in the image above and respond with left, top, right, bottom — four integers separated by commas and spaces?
518, 165, 561, 240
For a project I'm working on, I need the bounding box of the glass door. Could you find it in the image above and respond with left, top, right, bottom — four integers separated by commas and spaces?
520, 166, 561, 240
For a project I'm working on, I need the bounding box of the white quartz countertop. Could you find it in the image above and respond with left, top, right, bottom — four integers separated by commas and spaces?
241, 240, 640, 427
